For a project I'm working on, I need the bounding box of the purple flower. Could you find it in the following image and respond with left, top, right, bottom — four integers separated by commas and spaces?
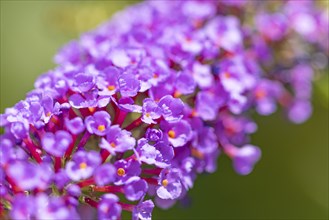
158, 95, 184, 122
124, 177, 148, 201
114, 159, 141, 185
256, 13, 288, 41
0, 134, 27, 166
216, 114, 257, 146
35, 193, 80, 220
190, 118, 218, 154
253, 80, 282, 116
65, 150, 101, 181
69, 90, 111, 109
94, 164, 116, 186
145, 128, 163, 142
7, 161, 52, 190
132, 200, 155, 220
287, 100, 312, 124
42, 130, 73, 157
141, 98, 162, 124
196, 90, 224, 121
10, 120, 29, 139
154, 197, 176, 210
54, 169, 70, 189
232, 144, 261, 175
70, 72, 95, 93
85, 111, 112, 136
118, 72, 141, 97
54, 40, 81, 65
100, 125, 136, 155
98, 194, 122, 220
290, 64, 313, 100
192, 62, 214, 89
0, 0, 324, 219
97, 66, 120, 96
10, 194, 35, 220
205, 16, 243, 52
161, 120, 192, 147
112, 97, 142, 113
174, 71, 196, 95
108, 49, 132, 68
40, 96, 61, 123
136, 138, 174, 168
67, 184, 81, 197
65, 117, 85, 135
156, 168, 183, 200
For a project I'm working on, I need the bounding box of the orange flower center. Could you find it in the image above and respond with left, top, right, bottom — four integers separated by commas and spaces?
255, 89, 266, 100
79, 162, 87, 170
107, 85, 115, 91
173, 91, 182, 98
117, 168, 125, 176
168, 130, 176, 138
97, 125, 106, 132
110, 142, 116, 148
223, 72, 231, 79
191, 148, 204, 159
162, 179, 169, 187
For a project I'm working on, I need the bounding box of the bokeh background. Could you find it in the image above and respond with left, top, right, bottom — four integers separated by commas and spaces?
0, 1, 328, 219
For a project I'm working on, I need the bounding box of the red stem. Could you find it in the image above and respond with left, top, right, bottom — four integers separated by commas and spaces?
101, 149, 110, 163
54, 157, 62, 172
5, 176, 22, 194
92, 185, 123, 193
77, 132, 91, 150
84, 197, 98, 208
118, 202, 135, 212
114, 110, 127, 126
64, 136, 76, 161
143, 168, 162, 176
78, 178, 95, 188
142, 177, 158, 185
124, 116, 142, 131
23, 138, 42, 163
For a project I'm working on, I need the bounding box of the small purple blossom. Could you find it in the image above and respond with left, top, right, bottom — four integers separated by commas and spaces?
124, 177, 148, 201
65, 117, 85, 135
97, 66, 120, 96
100, 125, 136, 155
132, 200, 155, 220
161, 120, 192, 147
70, 72, 95, 93
10, 194, 35, 220
145, 128, 163, 142
94, 164, 116, 186
118, 72, 141, 97
114, 159, 142, 185
136, 138, 174, 168
42, 130, 72, 157
156, 168, 183, 200
141, 98, 162, 124
35, 193, 80, 220
85, 111, 112, 136
231, 145, 262, 175
98, 194, 122, 220
158, 95, 184, 122
65, 150, 101, 181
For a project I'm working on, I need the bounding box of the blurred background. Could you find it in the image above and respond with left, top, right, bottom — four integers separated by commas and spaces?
0, 1, 328, 219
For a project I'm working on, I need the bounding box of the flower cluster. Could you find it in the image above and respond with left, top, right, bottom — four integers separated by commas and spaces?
0, 1, 328, 219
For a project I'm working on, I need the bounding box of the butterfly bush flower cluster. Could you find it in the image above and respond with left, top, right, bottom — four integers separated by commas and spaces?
0, 0, 328, 219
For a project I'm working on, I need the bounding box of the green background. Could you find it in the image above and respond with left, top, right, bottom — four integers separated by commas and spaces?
1, 1, 328, 219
